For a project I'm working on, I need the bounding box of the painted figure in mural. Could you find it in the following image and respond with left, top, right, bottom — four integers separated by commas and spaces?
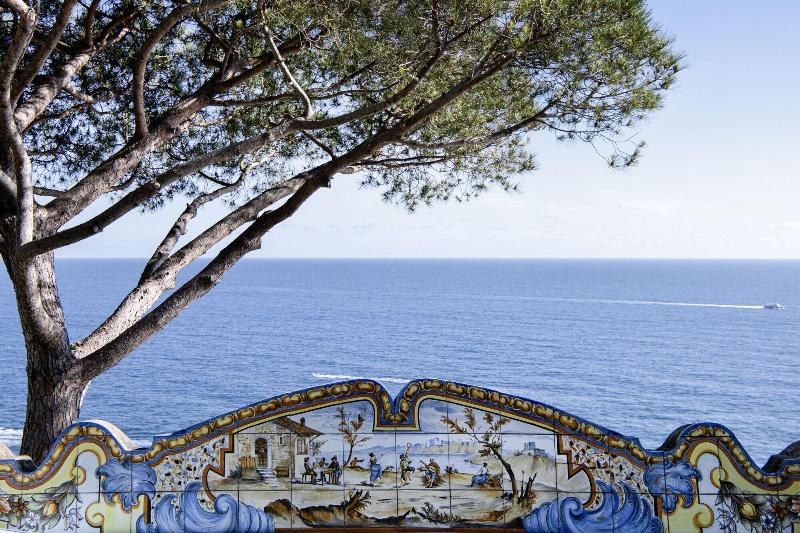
315, 457, 328, 484
368, 452, 382, 485
422, 458, 442, 487
329, 455, 342, 485
399, 443, 414, 486
303, 457, 317, 484
470, 462, 490, 487
399, 456, 414, 486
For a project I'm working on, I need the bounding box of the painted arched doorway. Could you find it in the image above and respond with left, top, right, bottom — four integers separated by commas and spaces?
255, 437, 268, 467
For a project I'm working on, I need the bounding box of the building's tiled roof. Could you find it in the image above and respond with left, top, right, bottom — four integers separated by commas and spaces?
272, 416, 322, 437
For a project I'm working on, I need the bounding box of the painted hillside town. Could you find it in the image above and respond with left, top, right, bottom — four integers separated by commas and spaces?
3, 380, 798, 532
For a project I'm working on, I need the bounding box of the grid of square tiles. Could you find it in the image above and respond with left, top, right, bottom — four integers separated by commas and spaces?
7, 400, 798, 532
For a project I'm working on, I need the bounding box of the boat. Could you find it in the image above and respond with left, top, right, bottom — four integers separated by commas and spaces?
763, 303, 784, 310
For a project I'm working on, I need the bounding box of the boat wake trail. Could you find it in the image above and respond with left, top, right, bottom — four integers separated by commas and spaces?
537, 297, 764, 309
312, 373, 410, 384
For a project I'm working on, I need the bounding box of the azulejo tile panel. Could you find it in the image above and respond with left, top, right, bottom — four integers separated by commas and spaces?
1, 379, 799, 532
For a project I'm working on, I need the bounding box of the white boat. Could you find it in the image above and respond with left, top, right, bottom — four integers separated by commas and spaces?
763, 303, 784, 310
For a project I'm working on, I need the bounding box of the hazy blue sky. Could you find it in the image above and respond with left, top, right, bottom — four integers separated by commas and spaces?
60, 1, 800, 259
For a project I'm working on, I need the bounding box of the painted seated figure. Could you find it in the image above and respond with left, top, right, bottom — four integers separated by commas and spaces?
303, 457, 316, 483
470, 463, 490, 487
368, 452, 382, 485
314, 457, 328, 484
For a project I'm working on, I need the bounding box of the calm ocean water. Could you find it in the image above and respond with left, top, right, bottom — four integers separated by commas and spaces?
1, 259, 798, 465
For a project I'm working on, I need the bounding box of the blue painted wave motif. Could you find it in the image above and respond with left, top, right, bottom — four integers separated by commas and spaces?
96, 457, 156, 511
523, 481, 663, 533
136, 481, 274, 533
643, 459, 701, 512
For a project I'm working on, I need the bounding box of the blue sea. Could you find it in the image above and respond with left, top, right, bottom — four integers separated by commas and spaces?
1, 259, 798, 466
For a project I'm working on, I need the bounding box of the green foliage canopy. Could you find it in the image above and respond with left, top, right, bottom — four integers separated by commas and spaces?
7, 0, 680, 211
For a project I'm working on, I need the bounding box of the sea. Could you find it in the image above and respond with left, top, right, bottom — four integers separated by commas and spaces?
0, 259, 798, 466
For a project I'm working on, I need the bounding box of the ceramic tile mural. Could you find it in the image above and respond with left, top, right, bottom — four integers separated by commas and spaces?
1, 379, 799, 532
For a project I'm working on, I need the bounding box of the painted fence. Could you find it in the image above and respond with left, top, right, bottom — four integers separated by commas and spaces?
1, 379, 799, 532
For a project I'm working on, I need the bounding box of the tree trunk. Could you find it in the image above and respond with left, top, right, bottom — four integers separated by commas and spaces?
20, 368, 84, 464
492, 448, 518, 497
9, 251, 83, 464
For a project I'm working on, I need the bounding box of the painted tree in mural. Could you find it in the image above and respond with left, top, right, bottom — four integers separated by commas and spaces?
0, 0, 680, 462
308, 435, 326, 458
442, 408, 521, 497
336, 405, 370, 466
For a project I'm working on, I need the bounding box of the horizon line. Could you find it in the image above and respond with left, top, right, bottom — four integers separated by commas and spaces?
53, 256, 800, 261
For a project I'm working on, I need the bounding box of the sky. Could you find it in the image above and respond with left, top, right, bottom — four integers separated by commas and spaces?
59, 1, 800, 259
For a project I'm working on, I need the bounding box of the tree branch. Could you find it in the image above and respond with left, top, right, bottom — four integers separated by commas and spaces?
0, 168, 17, 202
72, 99, 405, 360
14, 4, 141, 131
148, 176, 305, 279
70, 49, 514, 373
11, 0, 80, 103
132, 0, 227, 136
302, 131, 336, 158
83, 0, 101, 44
39, 93, 215, 233
78, 174, 329, 380
32, 186, 66, 197
39, 24, 316, 233
293, 46, 445, 131
264, 25, 313, 119
71, 175, 306, 358
139, 161, 253, 281
40, 47, 440, 235
399, 106, 554, 151
24, 121, 294, 256
13, 49, 96, 132
1, 1, 37, 244
396, 54, 514, 135
208, 33, 307, 93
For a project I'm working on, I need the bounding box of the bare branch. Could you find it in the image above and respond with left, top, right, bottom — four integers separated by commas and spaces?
12, 3, 141, 131
356, 155, 449, 168
71, 176, 306, 358
302, 131, 336, 158
1, 1, 37, 244
197, 170, 234, 187
13, 49, 96, 132
33, 186, 66, 197
209, 33, 307, 93
24, 121, 294, 256
83, 0, 101, 44
0, 168, 16, 201
11, 0, 80, 103
264, 25, 314, 119
139, 161, 255, 281
132, 0, 227, 136
78, 174, 329, 380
